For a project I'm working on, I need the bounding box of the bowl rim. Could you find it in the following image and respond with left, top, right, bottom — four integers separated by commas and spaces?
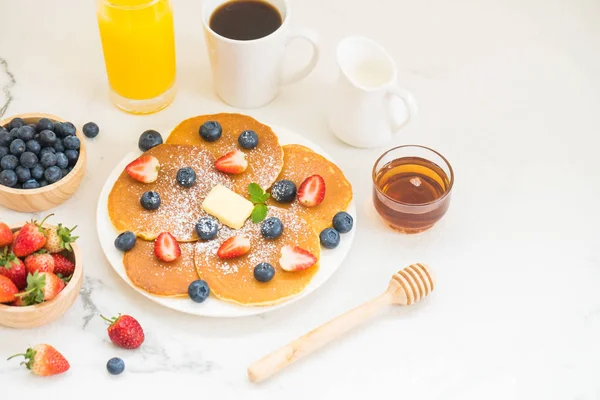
0, 223, 83, 312
0, 112, 87, 195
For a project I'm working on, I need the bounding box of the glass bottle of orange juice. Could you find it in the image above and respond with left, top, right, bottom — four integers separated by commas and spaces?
96, 0, 176, 114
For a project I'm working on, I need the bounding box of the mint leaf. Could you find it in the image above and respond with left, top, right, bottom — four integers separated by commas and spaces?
251, 204, 268, 223
258, 192, 270, 203
248, 183, 264, 203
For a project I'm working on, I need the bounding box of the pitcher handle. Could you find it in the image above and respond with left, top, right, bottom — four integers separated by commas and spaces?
386, 85, 418, 131
281, 28, 320, 86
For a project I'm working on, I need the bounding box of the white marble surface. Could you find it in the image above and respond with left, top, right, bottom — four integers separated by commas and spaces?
1, 0, 599, 398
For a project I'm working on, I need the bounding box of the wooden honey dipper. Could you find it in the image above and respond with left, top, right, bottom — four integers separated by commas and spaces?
248, 263, 435, 383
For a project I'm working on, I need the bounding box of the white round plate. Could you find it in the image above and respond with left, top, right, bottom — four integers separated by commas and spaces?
97, 125, 356, 317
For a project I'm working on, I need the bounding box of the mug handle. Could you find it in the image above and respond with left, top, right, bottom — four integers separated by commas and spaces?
281, 28, 320, 86
386, 85, 419, 131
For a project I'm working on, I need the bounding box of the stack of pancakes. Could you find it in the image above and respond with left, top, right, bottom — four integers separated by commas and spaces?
107, 114, 352, 306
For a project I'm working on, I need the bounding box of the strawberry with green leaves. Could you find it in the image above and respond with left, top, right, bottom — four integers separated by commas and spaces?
16, 271, 65, 305
0, 222, 13, 247
101, 314, 145, 349
12, 214, 52, 258
24, 252, 55, 274
0, 248, 27, 290
44, 223, 78, 254
8, 344, 70, 376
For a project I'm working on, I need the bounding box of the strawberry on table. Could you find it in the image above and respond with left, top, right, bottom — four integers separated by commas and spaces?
8, 344, 70, 376
13, 214, 52, 258
154, 232, 181, 262
125, 155, 160, 183
0, 249, 27, 290
279, 245, 318, 272
25, 252, 55, 274
16, 271, 65, 305
101, 314, 145, 349
44, 223, 78, 254
0, 222, 13, 247
0, 275, 18, 303
214, 150, 248, 174
52, 254, 75, 277
297, 174, 326, 207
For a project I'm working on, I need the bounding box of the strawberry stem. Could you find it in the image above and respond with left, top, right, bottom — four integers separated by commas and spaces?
100, 314, 120, 325
6, 353, 25, 361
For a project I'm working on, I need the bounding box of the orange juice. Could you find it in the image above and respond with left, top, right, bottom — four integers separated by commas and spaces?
97, 0, 176, 113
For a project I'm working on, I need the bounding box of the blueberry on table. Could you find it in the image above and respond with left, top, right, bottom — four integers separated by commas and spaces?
82, 122, 100, 138
0, 129, 11, 146
0, 146, 8, 159
188, 280, 210, 303
254, 263, 275, 282
0, 170, 18, 187
140, 191, 161, 210
138, 129, 163, 152
65, 149, 79, 166
36, 118, 54, 132
55, 152, 69, 169
195, 216, 219, 240
61, 122, 77, 137
15, 165, 31, 183
16, 125, 34, 141
20, 152, 38, 169
31, 164, 45, 180
106, 357, 125, 375
39, 130, 57, 147
40, 152, 57, 168
44, 166, 62, 184
114, 231, 136, 251
22, 179, 40, 189
332, 211, 354, 233
9, 139, 25, 156
238, 130, 259, 149
8, 117, 24, 130
270, 179, 297, 203
319, 228, 340, 249
26, 139, 41, 154
176, 167, 196, 188
261, 217, 283, 240
199, 121, 222, 142
0, 154, 18, 170
53, 140, 65, 152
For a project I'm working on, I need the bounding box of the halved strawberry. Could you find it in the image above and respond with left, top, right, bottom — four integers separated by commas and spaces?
217, 235, 251, 259
214, 150, 248, 174
125, 155, 160, 183
297, 175, 326, 207
279, 245, 317, 272
154, 232, 181, 262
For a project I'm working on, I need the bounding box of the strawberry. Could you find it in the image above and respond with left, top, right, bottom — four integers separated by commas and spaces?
214, 150, 248, 174
13, 229, 19, 243
44, 223, 78, 254
11, 295, 25, 307
101, 314, 145, 349
13, 214, 52, 258
154, 232, 181, 262
125, 155, 160, 183
217, 235, 251, 259
52, 254, 75, 277
279, 245, 318, 272
8, 344, 70, 376
16, 271, 65, 305
297, 174, 326, 207
0, 222, 13, 247
0, 275, 18, 303
0, 248, 27, 290
25, 252, 55, 274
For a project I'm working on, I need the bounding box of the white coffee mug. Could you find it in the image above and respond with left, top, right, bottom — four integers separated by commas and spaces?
202, 0, 320, 109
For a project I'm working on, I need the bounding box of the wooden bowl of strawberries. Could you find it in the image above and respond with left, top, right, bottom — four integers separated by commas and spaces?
0, 214, 83, 328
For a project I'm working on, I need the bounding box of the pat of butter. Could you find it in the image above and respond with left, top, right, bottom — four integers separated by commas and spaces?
202, 185, 254, 230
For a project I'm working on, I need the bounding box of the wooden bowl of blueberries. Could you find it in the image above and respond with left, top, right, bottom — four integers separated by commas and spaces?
0, 113, 87, 212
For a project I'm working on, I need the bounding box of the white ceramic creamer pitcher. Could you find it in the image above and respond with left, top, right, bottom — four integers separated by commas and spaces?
328, 36, 418, 148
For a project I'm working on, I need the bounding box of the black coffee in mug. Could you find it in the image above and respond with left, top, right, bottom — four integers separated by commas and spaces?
209, 0, 282, 41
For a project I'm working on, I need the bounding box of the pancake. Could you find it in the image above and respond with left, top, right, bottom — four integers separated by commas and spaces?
166, 113, 284, 193
108, 144, 231, 241
193, 207, 320, 306
123, 241, 198, 297
268, 144, 353, 233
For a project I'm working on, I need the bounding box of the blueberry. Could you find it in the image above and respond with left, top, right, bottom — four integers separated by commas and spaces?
9, 139, 25, 156
195, 216, 219, 240
271, 179, 297, 203
253, 263, 275, 282
0, 146, 8, 159
176, 167, 196, 188
0, 129, 10, 146
0, 154, 18, 170
40, 147, 56, 157
20, 152, 38, 169
36, 118, 54, 132
39, 130, 57, 146
22, 179, 40, 189
44, 166, 62, 184
55, 152, 69, 169
53, 140, 65, 152
114, 231, 136, 251
39, 179, 48, 187
188, 280, 210, 303
61, 168, 70, 178
65, 149, 79, 166
31, 164, 45, 180
261, 217, 284, 239
63, 135, 80, 150
9, 128, 19, 140
0, 170, 17, 187
140, 191, 160, 210
319, 228, 340, 249
53, 122, 64, 136
26, 140, 41, 154
83, 122, 99, 138
138, 130, 163, 152
40, 152, 57, 168
238, 130, 259, 149
16, 125, 35, 141
199, 121, 222, 142
8, 118, 24, 130
15, 165, 31, 183
61, 122, 76, 137
332, 212, 354, 233
106, 357, 125, 375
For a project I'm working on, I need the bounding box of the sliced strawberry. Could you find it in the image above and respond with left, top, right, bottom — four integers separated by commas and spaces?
279, 245, 318, 272
217, 235, 251, 259
297, 175, 326, 207
214, 150, 248, 174
125, 155, 160, 183
154, 232, 181, 262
